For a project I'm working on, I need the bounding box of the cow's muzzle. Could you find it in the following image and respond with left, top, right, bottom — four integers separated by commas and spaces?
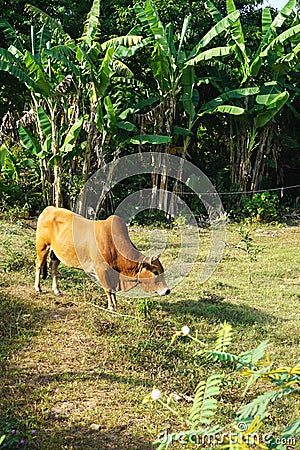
157, 287, 170, 296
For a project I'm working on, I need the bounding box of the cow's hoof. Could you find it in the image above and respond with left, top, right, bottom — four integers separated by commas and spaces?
54, 290, 62, 296
34, 287, 42, 294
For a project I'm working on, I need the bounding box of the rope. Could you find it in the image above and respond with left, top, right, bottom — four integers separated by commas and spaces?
116, 182, 300, 197
92, 303, 139, 320
178, 184, 300, 196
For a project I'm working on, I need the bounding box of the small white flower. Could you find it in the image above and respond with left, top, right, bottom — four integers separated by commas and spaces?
151, 389, 161, 400
181, 326, 190, 336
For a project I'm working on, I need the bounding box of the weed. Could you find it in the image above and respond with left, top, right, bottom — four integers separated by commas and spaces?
138, 298, 158, 319
0, 417, 37, 449
149, 323, 300, 450
224, 227, 264, 283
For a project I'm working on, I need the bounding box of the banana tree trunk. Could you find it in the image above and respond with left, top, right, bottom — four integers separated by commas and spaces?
151, 95, 175, 216
230, 121, 257, 193
50, 107, 62, 207
250, 126, 273, 192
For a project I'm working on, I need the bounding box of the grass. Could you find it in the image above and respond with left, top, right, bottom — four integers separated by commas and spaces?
0, 217, 299, 449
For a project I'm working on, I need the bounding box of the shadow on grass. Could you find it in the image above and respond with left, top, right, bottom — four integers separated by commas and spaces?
0, 290, 155, 450
31, 369, 152, 388
38, 425, 154, 450
0, 418, 153, 450
0, 292, 51, 361
160, 294, 275, 325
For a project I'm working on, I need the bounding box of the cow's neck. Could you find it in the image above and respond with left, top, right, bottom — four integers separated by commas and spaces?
115, 250, 144, 278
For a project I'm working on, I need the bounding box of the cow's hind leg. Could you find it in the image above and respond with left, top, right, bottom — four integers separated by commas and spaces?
50, 250, 61, 296
105, 290, 117, 311
34, 245, 49, 293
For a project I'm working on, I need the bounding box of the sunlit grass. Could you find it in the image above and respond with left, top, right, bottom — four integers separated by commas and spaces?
0, 218, 299, 448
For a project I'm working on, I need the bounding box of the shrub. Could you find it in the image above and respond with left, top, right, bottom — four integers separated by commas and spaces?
146, 323, 300, 449
239, 192, 280, 222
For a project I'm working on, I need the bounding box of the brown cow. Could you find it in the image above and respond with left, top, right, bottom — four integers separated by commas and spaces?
34, 206, 170, 310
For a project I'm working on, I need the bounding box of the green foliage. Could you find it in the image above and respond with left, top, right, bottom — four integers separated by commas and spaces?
0, 141, 42, 215
188, 374, 223, 428
237, 227, 263, 262
138, 298, 158, 319
240, 192, 281, 222
151, 322, 300, 449
0, 415, 36, 449
0, 0, 300, 215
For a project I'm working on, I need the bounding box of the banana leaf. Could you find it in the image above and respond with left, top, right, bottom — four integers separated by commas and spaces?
101, 35, 143, 51
260, 24, 300, 57
205, 1, 222, 22
61, 117, 84, 152
262, 8, 272, 36
201, 87, 259, 111
37, 106, 52, 136
130, 135, 172, 145
187, 46, 232, 66
250, 0, 296, 76
176, 15, 192, 66
79, 0, 100, 47
19, 126, 42, 156
254, 91, 289, 128
189, 10, 240, 58
116, 121, 137, 132
182, 65, 195, 119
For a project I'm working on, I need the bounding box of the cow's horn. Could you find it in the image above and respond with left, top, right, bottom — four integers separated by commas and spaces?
150, 254, 161, 264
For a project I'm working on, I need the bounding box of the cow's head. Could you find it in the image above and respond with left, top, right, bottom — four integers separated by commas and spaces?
137, 254, 170, 296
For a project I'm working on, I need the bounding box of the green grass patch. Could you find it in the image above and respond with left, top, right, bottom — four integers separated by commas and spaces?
0, 219, 299, 448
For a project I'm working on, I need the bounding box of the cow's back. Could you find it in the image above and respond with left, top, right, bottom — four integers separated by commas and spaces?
36, 207, 140, 275
36, 206, 87, 269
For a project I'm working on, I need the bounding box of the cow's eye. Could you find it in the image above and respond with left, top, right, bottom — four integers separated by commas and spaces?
153, 270, 159, 276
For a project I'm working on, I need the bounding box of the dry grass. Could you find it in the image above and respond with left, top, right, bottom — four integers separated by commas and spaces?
0, 217, 299, 449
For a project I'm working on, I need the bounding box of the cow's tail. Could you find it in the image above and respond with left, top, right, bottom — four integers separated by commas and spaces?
42, 250, 59, 279
42, 260, 48, 279
49, 250, 59, 272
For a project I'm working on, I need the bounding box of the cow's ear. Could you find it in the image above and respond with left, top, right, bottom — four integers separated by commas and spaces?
150, 254, 161, 264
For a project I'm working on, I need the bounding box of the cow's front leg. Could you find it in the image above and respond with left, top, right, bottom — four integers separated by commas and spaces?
106, 290, 117, 311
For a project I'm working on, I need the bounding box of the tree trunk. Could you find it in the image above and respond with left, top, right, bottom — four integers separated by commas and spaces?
250, 126, 272, 192
50, 106, 62, 207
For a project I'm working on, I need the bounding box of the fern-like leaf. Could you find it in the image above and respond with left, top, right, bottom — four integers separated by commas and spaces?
237, 340, 269, 369
236, 390, 279, 420
188, 374, 223, 428
214, 321, 233, 353
280, 417, 300, 440
206, 351, 238, 363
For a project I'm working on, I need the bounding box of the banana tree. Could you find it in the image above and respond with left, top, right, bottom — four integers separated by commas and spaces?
189, 0, 300, 192
73, 0, 158, 181
0, 14, 84, 206
0, 0, 140, 206
133, 0, 242, 207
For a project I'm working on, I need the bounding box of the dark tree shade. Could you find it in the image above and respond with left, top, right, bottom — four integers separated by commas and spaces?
0, 0, 93, 40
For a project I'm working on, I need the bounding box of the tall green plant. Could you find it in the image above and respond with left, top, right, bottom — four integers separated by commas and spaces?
132, 1, 244, 211
0, 15, 82, 206
0, 0, 143, 206
190, 0, 300, 192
